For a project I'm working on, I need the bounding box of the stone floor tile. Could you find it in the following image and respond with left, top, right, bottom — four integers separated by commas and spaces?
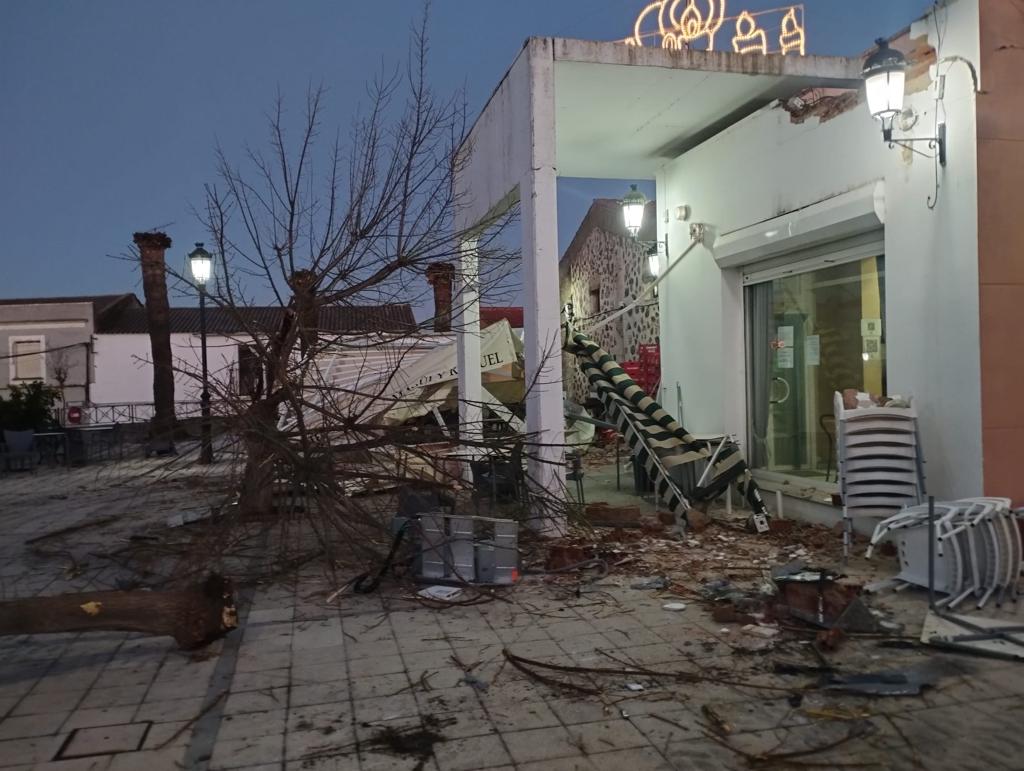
134, 697, 205, 724
106, 747, 187, 771
12, 689, 85, 716
0, 710, 70, 740
543, 620, 599, 640
347, 639, 400, 660
349, 673, 411, 701
500, 725, 579, 765
485, 699, 560, 732
140, 719, 194, 750
286, 702, 350, 734
400, 650, 458, 673
33, 756, 113, 771
223, 686, 288, 715
490, 625, 550, 644
291, 661, 348, 686
247, 607, 295, 625
217, 708, 287, 741
566, 719, 650, 753
143, 678, 211, 702
0, 734, 66, 766
432, 733, 510, 771
58, 722, 148, 758
517, 758, 595, 771
289, 681, 350, 708
359, 751, 439, 771
63, 706, 139, 732
548, 698, 619, 726
235, 650, 291, 673
348, 654, 406, 678
78, 685, 153, 711
291, 644, 347, 668
352, 694, 419, 723
230, 668, 291, 692
208, 733, 284, 770
285, 726, 356, 761
589, 746, 671, 771
31, 672, 100, 694
428, 709, 496, 740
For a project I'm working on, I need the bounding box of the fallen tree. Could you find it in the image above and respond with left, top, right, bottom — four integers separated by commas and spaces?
0, 574, 237, 649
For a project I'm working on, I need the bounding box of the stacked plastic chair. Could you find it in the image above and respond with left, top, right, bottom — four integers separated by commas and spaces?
834, 392, 926, 558
866, 498, 1023, 608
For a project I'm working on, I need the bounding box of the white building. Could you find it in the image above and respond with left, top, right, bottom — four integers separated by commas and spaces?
455, 0, 1022, 527
91, 304, 418, 418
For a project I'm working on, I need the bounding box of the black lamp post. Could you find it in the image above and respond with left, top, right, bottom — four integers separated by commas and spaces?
188, 243, 214, 464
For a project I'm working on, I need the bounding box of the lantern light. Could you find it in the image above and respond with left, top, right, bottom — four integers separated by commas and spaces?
188, 243, 213, 287
862, 38, 907, 143
621, 185, 648, 238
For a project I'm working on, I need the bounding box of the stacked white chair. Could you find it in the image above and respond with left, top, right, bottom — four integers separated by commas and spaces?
867, 498, 1023, 608
834, 392, 926, 559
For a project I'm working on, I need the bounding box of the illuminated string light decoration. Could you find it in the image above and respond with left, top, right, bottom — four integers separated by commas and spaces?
779, 7, 806, 55
625, 1, 807, 57
731, 11, 767, 55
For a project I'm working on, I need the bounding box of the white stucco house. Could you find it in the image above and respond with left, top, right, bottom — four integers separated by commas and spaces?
454, 0, 1022, 529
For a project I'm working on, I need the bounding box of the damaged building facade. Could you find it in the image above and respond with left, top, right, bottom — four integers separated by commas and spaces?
455, 0, 1023, 529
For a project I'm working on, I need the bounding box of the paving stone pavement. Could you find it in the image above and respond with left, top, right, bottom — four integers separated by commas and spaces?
3, 462, 1024, 769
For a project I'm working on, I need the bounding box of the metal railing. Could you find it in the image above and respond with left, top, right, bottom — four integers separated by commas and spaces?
58, 401, 204, 425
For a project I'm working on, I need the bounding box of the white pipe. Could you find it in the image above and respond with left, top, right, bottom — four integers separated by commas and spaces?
587, 235, 701, 334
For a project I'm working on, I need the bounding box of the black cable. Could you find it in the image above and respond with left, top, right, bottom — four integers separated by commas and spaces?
352, 519, 412, 594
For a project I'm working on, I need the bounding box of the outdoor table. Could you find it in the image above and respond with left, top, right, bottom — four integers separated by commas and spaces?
33, 431, 68, 467
66, 425, 122, 466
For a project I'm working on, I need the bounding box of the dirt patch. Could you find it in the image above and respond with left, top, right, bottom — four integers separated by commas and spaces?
361, 717, 446, 771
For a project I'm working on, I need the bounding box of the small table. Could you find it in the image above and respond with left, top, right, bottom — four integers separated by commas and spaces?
33, 432, 68, 467
66, 425, 122, 465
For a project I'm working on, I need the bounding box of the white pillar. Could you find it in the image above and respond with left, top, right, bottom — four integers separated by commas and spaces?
456, 238, 482, 482
522, 164, 567, 534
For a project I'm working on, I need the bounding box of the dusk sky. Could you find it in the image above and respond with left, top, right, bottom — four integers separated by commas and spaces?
1, 0, 933, 313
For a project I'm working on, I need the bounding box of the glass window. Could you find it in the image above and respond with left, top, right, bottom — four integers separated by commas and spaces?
746, 255, 886, 481
12, 338, 44, 381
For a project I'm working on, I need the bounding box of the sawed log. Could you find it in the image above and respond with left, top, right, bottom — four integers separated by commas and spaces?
0, 574, 238, 649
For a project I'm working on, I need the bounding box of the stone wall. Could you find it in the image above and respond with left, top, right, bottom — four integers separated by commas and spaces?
560, 205, 660, 404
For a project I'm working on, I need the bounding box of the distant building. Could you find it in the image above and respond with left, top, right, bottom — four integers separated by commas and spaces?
91, 303, 418, 409
559, 198, 660, 403
0, 294, 140, 403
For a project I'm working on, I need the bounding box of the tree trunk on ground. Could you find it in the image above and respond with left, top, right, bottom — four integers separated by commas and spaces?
133, 231, 176, 449
0, 574, 236, 649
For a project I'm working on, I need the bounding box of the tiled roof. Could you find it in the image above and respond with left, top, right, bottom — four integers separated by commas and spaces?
0, 293, 141, 319
97, 303, 418, 335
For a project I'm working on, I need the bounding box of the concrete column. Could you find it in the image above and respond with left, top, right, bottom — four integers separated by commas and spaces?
456, 238, 482, 481
522, 164, 567, 533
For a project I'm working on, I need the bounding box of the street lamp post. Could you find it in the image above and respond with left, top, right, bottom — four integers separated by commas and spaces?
188, 243, 214, 465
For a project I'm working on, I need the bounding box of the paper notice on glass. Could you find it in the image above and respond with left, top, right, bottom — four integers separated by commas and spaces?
777, 325, 794, 348
776, 348, 794, 369
804, 335, 820, 366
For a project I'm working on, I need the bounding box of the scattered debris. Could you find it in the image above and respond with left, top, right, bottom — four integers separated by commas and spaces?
586, 502, 646, 528
700, 705, 734, 735
662, 602, 688, 612
921, 609, 1024, 661
625, 682, 646, 692
821, 663, 948, 696
631, 576, 668, 590
417, 586, 463, 602
741, 623, 779, 639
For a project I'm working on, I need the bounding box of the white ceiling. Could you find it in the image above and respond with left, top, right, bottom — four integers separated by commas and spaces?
552, 42, 861, 179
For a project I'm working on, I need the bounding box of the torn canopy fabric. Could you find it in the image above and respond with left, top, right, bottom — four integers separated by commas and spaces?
563, 326, 769, 523
287, 319, 523, 432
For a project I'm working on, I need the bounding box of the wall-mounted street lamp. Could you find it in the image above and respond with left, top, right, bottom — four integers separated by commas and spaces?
620, 185, 669, 281
863, 38, 946, 166
187, 242, 215, 465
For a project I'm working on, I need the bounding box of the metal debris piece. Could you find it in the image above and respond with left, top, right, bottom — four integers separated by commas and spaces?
662, 602, 688, 611
821, 663, 947, 696
417, 586, 463, 601
631, 576, 669, 590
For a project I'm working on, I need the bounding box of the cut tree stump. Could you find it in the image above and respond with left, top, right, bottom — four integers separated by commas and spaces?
0, 574, 237, 649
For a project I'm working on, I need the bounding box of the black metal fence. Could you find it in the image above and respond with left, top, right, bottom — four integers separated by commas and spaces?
57, 401, 204, 425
